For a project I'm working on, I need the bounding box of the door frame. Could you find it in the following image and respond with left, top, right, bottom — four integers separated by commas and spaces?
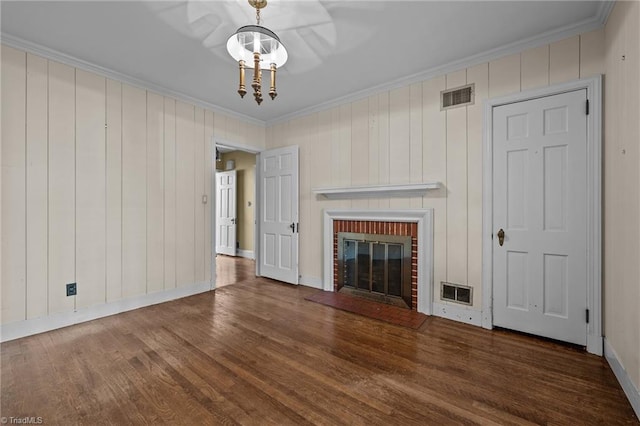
211, 138, 262, 289
481, 76, 602, 355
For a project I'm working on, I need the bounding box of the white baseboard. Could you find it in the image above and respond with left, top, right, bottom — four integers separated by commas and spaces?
0, 281, 213, 342
432, 302, 483, 327
604, 338, 640, 418
237, 250, 255, 260
299, 275, 323, 289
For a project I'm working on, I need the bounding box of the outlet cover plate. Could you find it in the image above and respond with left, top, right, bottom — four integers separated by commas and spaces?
66, 283, 77, 297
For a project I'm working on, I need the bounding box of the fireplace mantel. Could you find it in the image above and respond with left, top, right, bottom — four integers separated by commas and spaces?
312, 182, 441, 200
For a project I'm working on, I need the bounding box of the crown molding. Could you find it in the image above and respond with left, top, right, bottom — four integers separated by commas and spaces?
0, 33, 266, 127
596, 1, 616, 25
1, 1, 615, 129
266, 11, 609, 126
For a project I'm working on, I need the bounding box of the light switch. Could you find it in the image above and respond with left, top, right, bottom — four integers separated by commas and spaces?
202, 194, 208, 204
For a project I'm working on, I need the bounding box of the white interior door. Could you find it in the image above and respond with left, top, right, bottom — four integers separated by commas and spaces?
216, 170, 237, 256
258, 146, 299, 284
492, 89, 588, 346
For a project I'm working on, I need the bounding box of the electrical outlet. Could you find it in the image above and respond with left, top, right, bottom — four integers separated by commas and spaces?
66, 283, 77, 297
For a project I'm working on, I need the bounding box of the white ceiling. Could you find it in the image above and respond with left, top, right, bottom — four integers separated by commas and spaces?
1, 1, 610, 124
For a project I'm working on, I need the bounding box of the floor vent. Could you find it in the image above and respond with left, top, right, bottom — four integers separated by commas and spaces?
441, 84, 474, 110
440, 282, 473, 305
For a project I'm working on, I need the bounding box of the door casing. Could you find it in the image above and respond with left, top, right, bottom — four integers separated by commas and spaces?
211, 138, 262, 289
482, 76, 602, 355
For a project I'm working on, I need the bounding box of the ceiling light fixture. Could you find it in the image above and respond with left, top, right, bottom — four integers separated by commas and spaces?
226, 0, 288, 105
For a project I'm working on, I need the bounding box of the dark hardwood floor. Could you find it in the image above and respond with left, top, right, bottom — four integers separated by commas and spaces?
1, 256, 637, 425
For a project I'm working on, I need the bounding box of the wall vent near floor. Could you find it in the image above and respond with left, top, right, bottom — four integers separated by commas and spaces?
440, 282, 473, 305
441, 84, 474, 110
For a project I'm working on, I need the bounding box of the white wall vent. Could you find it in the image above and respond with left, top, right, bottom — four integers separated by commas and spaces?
440, 282, 473, 305
441, 83, 474, 110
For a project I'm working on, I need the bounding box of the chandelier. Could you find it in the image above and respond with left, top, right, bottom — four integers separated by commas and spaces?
226, 0, 288, 105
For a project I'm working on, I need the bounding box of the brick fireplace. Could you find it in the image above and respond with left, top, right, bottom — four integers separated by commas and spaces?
322, 209, 434, 315
333, 220, 418, 310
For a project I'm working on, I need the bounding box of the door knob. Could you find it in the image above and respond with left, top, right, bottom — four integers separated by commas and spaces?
497, 228, 505, 246
289, 222, 295, 232
231, 218, 236, 224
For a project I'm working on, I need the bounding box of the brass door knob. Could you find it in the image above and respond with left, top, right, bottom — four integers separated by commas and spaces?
497, 229, 505, 246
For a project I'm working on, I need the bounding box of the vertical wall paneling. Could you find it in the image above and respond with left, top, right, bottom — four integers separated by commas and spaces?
466, 63, 488, 306
146, 92, 164, 293
378, 92, 390, 209
389, 86, 411, 210
368, 95, 380, 209
105, 79, 122, 302
213, 111, 226, 141
176, 101, 196, 287
121, 85, 147, 298
75, 70, 106, 309
350, 98, 369, 209
521, 45, 550, 91
1, 46, 268, 328
26, 53, 48, 319
422, 76, 448, 295
194, 107, 205, 282
297, 116, 312, 275
225, 115, 241, 145
489, 53, 521, 98
1, 46, 27, 323
163, 98, 177, 289
307, 113, 323, 279
48, 61, 76, 315
549, 36, 580, 84
204, 110, 214, 282
603, 0, 640, 390
338, 105, 352, 187
445, 70, 468, 286
329, 107, 341, 187
409, 82, 423, 209
579, 29, 605, 78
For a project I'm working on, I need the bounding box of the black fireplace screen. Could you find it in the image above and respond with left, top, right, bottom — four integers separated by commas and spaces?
337, 232, 412, 308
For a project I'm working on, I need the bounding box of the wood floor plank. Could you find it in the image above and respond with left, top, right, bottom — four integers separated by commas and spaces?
1, 257, 637, 425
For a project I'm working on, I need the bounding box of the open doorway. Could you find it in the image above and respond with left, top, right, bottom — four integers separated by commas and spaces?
215, 144, 257, 287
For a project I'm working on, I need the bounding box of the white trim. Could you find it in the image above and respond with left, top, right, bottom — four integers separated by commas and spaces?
266, 15, 608, 126
299, 275, 323, 290
0, 281, 212, 342
212, 138, 263, 281
0, 34, 265, 127
432, 302, 483, 327
237, 249, 255, 260
215, 137, 263, 155
210, 139, 218, 290
322, 209, 433, 315
604, 338, 640, 418
482, 76, 603, 355
596, 1, 616, 25
312, 182, 441, 200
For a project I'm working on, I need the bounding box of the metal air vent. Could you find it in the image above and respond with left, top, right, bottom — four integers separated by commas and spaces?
441, 282, 473, 305
441, 83, 474, 110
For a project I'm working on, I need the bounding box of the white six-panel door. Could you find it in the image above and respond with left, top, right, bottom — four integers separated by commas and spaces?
216, 170, 237, 256
258, 146, 299, 285
492, 89, 588, 346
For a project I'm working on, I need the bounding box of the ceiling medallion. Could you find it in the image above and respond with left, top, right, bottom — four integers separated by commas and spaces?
226, 0, 288, 105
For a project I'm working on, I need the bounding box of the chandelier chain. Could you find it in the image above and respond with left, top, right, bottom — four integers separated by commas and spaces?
256, 8, 261, 25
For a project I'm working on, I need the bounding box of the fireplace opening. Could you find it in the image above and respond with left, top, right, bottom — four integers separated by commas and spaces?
337, 232, 412, 309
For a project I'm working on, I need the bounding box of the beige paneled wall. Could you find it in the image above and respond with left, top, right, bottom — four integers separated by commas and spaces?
266, 30, 604, 309
604, 1, 640, 390
0, 45, 266, 326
